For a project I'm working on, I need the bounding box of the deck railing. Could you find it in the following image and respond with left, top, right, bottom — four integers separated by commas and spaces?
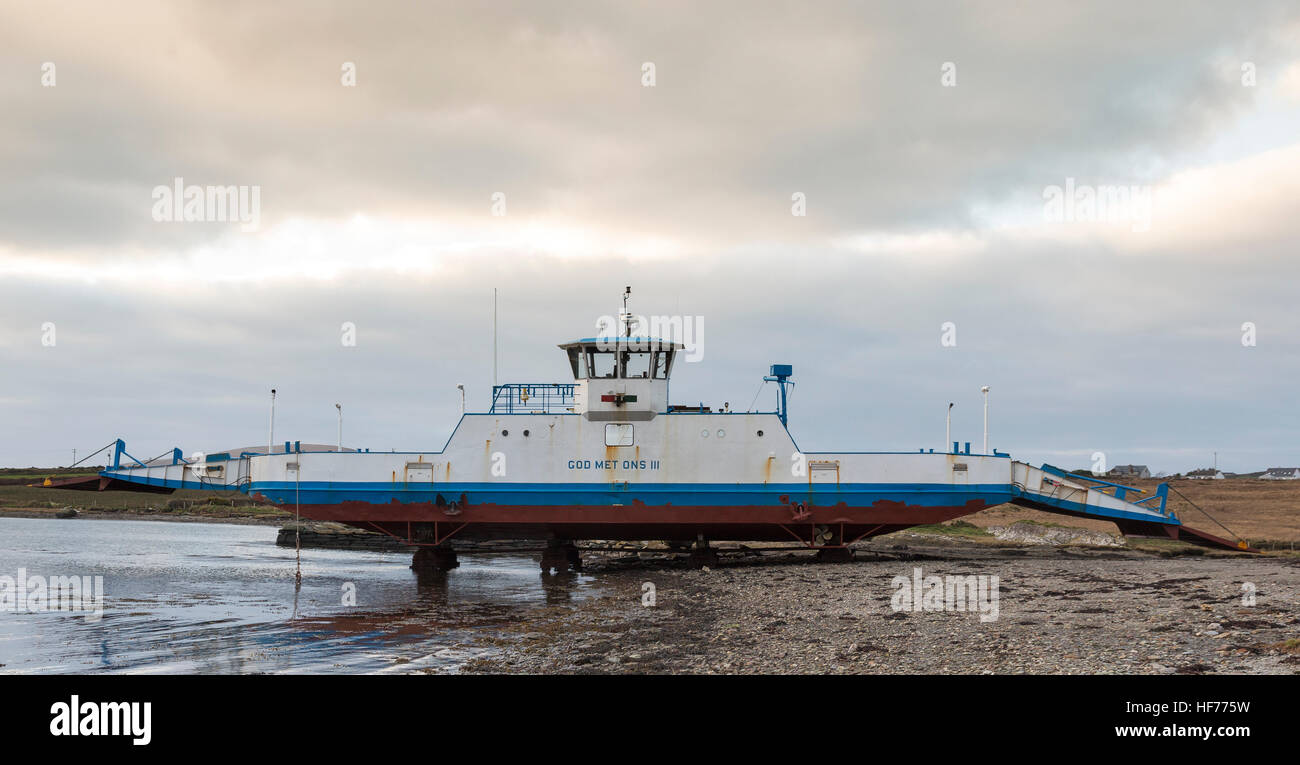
489, 383, 577, 414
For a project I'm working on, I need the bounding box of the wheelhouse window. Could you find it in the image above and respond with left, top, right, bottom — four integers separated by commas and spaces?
652, 349, 674, 379
620, 351, 652, 379
566, 347, 584, 378
585, 349, 618, 378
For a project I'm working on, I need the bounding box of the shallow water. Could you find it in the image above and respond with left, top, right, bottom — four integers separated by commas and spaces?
0, 517, 597, 674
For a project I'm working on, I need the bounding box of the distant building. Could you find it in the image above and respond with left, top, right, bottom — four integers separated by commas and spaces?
1260, 467, 1300, 480
1185, 468, 1224, 480
1107, 464, 1150, 479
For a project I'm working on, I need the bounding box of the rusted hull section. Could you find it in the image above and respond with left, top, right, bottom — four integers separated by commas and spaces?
261, 496, 992, 544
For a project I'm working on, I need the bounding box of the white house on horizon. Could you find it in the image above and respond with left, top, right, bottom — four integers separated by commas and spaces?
1260, 467, 1300, 480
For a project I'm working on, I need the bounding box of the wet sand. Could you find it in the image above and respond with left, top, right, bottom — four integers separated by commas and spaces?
0, 516, 600, 674
0, 508, 287, 525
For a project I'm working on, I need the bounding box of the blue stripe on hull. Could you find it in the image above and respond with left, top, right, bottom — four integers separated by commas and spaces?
246, 480, 1015, 509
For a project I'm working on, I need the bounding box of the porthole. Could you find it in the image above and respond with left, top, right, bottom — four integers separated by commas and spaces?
700, 429, 709, 438
523, 429, 530, 437
717, 429, 726, 438
757, 430, 764, 437
501, 429, 509, 437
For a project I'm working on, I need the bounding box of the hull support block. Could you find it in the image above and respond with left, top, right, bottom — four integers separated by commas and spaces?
541, 540, 582, 573
411, 544, 459, 571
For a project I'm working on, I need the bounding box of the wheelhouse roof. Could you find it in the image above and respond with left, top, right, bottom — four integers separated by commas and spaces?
558, 337, 685, 350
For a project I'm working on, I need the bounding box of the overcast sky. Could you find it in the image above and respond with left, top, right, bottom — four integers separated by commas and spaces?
2, 1, 1299, 473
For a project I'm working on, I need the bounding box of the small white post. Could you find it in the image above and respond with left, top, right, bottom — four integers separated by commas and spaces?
946, 402, 953, 453
335, 403, 342, 452
981, 386, 990, 454
457, 383, 466, 414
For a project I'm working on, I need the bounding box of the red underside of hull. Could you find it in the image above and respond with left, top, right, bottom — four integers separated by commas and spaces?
265, 497, 995, 543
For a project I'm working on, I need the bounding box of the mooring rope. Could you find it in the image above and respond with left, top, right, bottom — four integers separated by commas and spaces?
1167, 485, 1247, 544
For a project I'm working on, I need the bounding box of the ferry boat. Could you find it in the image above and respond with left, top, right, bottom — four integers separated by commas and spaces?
47, 303, 1250, 569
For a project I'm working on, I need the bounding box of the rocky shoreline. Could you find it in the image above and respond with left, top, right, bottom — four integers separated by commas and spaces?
455, 536, 1300, 675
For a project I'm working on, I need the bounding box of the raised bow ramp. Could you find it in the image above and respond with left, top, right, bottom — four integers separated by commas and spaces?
1009, 463, 1252, 551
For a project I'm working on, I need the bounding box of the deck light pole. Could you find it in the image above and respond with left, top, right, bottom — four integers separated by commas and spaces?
457, 383, 466, 414
981, 386, 990, 454
335, 403, 342, 452
492, 288, 498, 389
268, 389, 277, 454
946, 402, 953, 453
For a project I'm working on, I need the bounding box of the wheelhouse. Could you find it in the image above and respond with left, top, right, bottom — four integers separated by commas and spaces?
559, 337, 683, 381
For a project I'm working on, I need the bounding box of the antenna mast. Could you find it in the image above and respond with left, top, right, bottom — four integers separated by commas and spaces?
621, 286, 633, 338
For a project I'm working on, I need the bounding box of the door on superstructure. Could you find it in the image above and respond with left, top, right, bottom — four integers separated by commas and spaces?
405, 462, 434, 486
808, 459, 840, 506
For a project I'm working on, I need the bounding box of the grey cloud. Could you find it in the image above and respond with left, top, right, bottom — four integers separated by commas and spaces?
3, 1, 1297, 254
